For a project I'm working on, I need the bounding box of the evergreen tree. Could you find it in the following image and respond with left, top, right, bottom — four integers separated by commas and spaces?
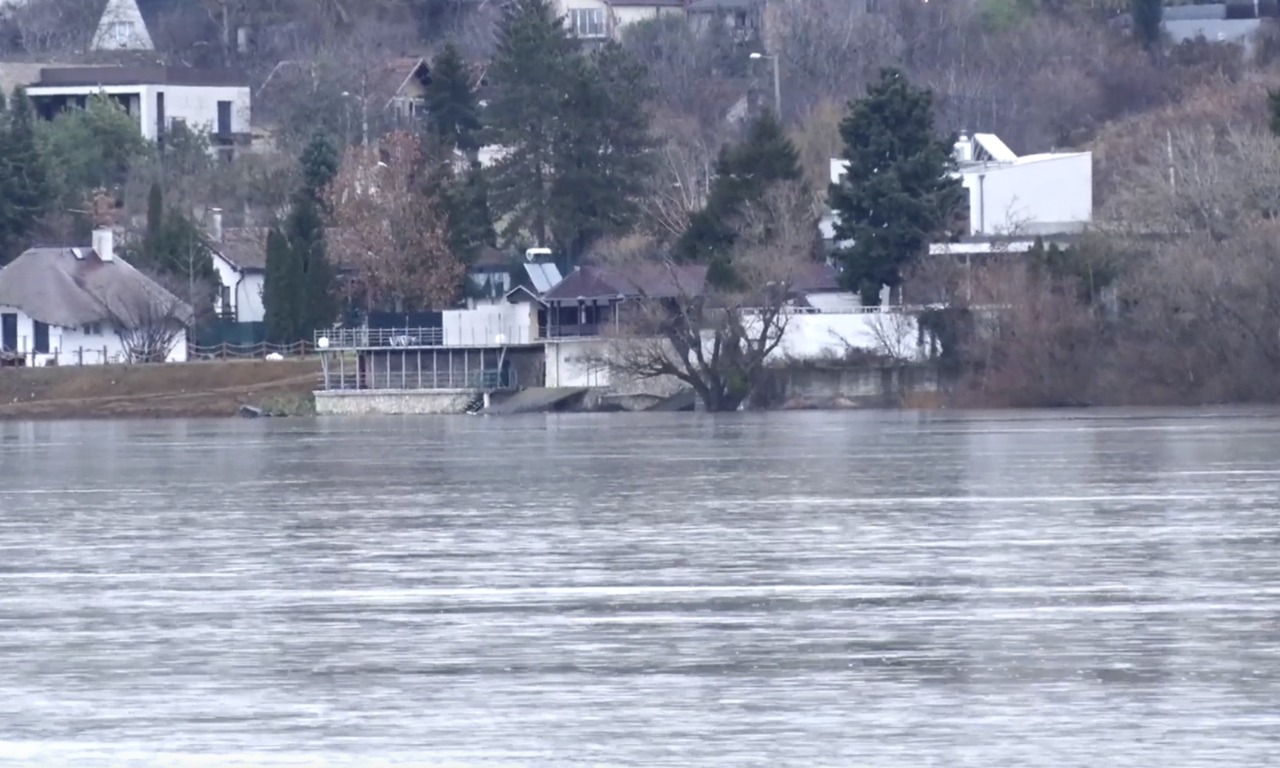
1269, 88, 1280, 138
829, 68, 963, 306
262, 227, 299, 342
0, 87, 52, 264
675, 111, 802, 283
130, 183, 218, 313
445, 162, 497, 265
486, 0, 576, 247
264, 131, 339, 343
423, 42, 481, 154
1130, 0, 1163, 52
548, 42, 657, 261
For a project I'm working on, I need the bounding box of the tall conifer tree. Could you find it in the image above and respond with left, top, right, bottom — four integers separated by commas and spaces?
829, 68, 963, 305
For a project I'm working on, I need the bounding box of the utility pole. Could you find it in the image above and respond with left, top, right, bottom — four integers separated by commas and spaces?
749, 52, 781, 117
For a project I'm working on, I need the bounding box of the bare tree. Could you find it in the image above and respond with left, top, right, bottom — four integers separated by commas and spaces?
2, 0, 100, 55
641, 114, 719, 243
325, 130, 464, 312
110, 282, 194, 364
593, 181, 817, 411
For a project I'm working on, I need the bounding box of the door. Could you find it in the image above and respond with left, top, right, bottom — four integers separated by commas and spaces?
216, 100, 232, 137
156, 91, 165, 143
1, 313, 17, 352
33, 321, 49, 354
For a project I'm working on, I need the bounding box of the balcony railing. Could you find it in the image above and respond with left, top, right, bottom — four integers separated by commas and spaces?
540, 323, 602, 339
316, 326, 533, 349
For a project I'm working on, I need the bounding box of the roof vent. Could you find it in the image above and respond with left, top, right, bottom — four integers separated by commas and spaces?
72, 248, 84, 260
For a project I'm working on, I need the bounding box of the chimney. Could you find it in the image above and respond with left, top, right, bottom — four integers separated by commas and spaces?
954, 131, 973, 163
211, 207, 224, 243
93, 227, 114, 263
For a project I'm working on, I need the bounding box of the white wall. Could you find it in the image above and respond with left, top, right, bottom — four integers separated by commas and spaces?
441, 303, 537, 346
611, 4, 684, 33
963, 153, 1092, 236
27, 83, 251, 142
211, 254, 265, 323
544, 338, 612, 387
545, 310, 926, 388
0, 305, 187, 365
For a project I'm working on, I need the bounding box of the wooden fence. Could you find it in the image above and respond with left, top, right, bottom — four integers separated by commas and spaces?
187, 341, 316, 360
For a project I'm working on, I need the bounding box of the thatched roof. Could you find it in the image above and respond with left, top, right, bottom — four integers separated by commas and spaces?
0, 246, 192, 329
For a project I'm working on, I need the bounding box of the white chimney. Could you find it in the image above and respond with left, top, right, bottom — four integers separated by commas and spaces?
954, 132, 973, 163
92, 228, 114, 263
211, 207, 224, 243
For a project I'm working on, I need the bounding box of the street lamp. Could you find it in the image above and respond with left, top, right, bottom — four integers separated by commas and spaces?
749, 52, 781, 118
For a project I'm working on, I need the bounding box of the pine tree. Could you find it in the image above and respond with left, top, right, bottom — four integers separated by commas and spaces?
1131, 0, 1163, 52
264, 132, 340, 343
486, 0, 576, 247
445, 162, 497, 265
262, 227, 299, 343
829, 68, 963, 306
675, 111, 802, 281
548, 42, 657, 261
0, 87, 53, 264
423, 42, 481, 154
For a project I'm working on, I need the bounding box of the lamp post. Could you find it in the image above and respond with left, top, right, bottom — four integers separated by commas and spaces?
749, 52, 781, 117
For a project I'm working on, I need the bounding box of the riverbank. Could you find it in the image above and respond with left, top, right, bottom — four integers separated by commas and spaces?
0, 360, 323, 420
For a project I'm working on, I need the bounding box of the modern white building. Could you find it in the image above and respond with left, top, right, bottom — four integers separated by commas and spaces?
0, 228, 191, 366
555, 0, 688, 41
25, 66, 252, 153
825, 132, 1093, 243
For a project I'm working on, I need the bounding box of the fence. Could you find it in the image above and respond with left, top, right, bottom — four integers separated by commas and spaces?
320, 365, 518, 392
315, 326, 532, 349
187, 341, 316, 359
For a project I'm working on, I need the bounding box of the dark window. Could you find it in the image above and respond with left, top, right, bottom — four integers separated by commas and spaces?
33, 321, 49, 354
220, 285, 232, 317
156, 91, 165, 141
1, 313, 16, 351
216, 100, 232, 136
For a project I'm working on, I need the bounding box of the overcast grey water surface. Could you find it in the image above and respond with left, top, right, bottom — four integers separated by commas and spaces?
2, 411, 1280, 767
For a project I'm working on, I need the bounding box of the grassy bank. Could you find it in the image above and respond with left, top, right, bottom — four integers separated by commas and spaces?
0, 359, 323, 420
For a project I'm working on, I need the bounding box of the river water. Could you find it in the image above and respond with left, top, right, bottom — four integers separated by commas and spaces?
2, 411, 1279, 767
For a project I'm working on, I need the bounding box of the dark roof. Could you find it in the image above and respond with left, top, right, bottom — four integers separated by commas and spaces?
0, 244, 192, 329
542, 264, 708, 302
31, 65, 249, 88
793, 262, 840, 293
215, 227, 268, 271
686, 0, 761, 11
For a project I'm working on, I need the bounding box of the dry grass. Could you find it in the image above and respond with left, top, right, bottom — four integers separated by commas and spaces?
0, 359, 323, 420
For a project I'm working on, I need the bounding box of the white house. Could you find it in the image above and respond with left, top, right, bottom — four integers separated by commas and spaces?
91, 0, 154, 51
25, 66, 252, 152
556, 0, 688, 41
208, 215, 267, 324
825, 132, 1093, 244
0, 228, 191, 366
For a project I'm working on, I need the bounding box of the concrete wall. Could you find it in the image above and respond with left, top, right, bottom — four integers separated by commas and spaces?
779, 364, 939, 408
963, 153, 1092, 236
314, 389, 474, 415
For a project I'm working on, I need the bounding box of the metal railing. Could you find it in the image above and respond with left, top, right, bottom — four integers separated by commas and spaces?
539, 323, 603, 339
315, 326, 533, 349
320, 367, 518, 392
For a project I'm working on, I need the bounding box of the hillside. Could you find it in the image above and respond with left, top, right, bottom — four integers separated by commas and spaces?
0, 359, 322, 419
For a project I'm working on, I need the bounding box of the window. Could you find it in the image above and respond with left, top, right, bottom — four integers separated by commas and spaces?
82, 322, 103, 336
33, 321, 49, 354
569, 8, 605, 38
108, 20, 135, 47
219, 285, 233, 317
216, 100, 232, 136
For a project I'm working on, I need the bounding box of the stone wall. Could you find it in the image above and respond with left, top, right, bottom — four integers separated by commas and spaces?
777, 364, 940, 409
314, 389, 474, 415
